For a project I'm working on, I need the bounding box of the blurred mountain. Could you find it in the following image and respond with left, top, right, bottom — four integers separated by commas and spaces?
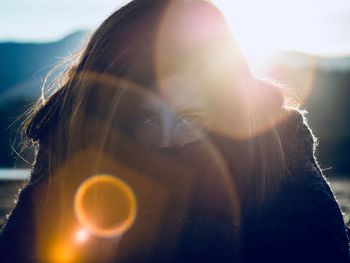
0, 31, 349, 102
0, 31, 88, 167
0, 30, 88, 102
270, 51, 350, 71
0, 32, 350, 103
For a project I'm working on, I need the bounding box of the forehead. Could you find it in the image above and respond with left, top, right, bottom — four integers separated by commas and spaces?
153, 74, 209, 110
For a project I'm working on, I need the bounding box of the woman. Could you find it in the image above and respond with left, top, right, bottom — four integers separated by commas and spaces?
0, 0, 349, 262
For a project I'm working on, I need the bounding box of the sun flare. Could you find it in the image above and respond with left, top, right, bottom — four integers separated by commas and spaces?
213, 0, 346, 69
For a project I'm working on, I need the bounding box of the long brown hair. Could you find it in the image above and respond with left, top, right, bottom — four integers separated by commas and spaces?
23, 0, 288, 220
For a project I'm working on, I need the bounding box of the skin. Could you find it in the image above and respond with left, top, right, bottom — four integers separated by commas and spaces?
128, 74, 211, 149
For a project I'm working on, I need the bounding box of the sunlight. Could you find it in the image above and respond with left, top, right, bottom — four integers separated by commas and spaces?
213, 0, 348, 68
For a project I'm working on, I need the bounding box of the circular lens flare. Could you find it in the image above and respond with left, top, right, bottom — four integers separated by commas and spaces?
74, 175, 137, 238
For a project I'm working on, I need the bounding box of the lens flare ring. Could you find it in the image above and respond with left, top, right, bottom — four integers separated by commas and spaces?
74, 174, 137, 238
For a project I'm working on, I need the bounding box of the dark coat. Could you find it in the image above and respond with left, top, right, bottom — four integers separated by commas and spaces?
0, 109, 349, 262
240, 110, 350, 262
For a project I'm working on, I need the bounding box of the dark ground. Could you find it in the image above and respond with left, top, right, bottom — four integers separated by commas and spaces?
1, 176, 349, 229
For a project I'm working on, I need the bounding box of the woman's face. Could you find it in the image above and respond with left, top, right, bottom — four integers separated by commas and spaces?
128, 74, 211, 149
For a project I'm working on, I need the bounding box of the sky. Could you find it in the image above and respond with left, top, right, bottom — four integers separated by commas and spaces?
2, 0, 350, 58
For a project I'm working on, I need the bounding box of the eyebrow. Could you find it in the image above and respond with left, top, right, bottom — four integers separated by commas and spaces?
177, 107, 207, 115
134, 109, 158, 116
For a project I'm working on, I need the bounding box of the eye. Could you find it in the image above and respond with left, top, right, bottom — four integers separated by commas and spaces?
180, 114, 201, 125
133, 113, 156, 124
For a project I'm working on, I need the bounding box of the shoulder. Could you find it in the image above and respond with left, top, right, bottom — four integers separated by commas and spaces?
275, 107, 341, 223
242, 107, 350, 262
275, 107, 325, 187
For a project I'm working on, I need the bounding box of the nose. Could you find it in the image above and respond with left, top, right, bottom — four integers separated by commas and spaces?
156, 127, 176, 148
154, 115, 178, 149
152, 103, 180, 149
